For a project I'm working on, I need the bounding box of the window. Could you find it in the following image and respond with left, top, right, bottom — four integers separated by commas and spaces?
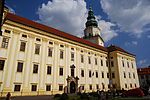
60, 50, 64, 59
129, 72, 131, 78
1, 37, 9, 48
14, 85, 21, 91
96, 84, 99, 89
59, 85, 63, 91
131, 62, 134, 68
5, 29, 11, 33
127, 62, 129, 68
71, 48, 74, 50
122, 60, 124, 67
135, 84, 137, 88
95, 58, 97, 65
81, 55, 84, 63
59, 68, 63, 76
46, 85, 51, 91
96, 71, 98, 78
81, 70, 84, 77
60, 45, 64, 48
31, 85, 37, 91
35, 44, 40, 54
71, 68, 74, 77
101, 59, 103, 66
125, 84, 127, 88
113, 84, 116, 88
20, 41, 26, 52
22, 34, 27, 38
107, 73, 109, 78
102, 83, 105, 89
102, 72, 104, 78
133, 73, 135, 79
17, 62, 23, 72
47, 66, 51, 75
112, 72, 115, 78
106, 61, 108, 67
89, 70, 92, 78
130, 83, 132, 88
82, 85, 84, 90
36, 38, 41, 42
0, 60, 5, 70
108, 84, 110, 89
111, 61, 114, 67
124, 72, 126, 78
33, 64, 38, 73
49, 41, 53, 45
88, 56, 91, 64
89, 85, 92, 90
48, 48, 53, 57
71, 52, 74, 61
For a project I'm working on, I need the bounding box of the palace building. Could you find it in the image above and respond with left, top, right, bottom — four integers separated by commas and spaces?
0, 7, 139, 96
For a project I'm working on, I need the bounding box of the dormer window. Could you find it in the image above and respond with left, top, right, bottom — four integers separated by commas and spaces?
22, 34, 27, 38
49, 41, 53, 45
60, 45, 64, 48
4, 29, 11, 33
36, 38, 41, 42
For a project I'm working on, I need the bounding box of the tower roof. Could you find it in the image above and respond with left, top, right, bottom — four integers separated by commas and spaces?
85, 7, 98, 27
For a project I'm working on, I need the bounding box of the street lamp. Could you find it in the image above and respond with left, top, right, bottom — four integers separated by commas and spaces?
0, 0, 5, 36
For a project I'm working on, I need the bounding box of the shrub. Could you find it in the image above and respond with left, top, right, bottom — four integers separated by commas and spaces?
89, 92, 98, 97
122, 88, 144, 97
54, 94, 61, 98
77, 92, 81, 96
80, 93, 89, 99
59, 93, 69, 100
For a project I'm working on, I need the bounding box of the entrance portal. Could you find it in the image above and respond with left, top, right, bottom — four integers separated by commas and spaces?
70, 81, 76, 93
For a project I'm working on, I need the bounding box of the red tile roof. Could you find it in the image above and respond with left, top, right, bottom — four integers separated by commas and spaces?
107, 45, 135, 56
5, 13, 108, 52
137, 67, 150, 75
5, 13, 135, 56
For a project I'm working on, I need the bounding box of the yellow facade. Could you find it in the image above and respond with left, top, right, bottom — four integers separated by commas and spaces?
0, 12, 139, 97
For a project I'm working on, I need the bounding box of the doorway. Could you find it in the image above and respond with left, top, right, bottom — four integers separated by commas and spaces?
70, 81, 76, 93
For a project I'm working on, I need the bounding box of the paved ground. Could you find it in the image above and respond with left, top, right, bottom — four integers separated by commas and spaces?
0, 95, 150, 100
0, 95, 54, 100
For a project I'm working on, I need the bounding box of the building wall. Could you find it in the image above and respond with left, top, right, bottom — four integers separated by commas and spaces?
0, 21, 109, 96
0, 19, 139, 96
109, 51, 139, 90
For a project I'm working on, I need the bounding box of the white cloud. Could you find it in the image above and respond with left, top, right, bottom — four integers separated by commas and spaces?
147, 35, 150, 39
37, 0, 117, 42
6, 5, 15, 14
138, 59, 149, 67
125, 41, 138, 46
37, 0, 87, 37
97, 17, 118, 41
132, 41, 138, 45
100, 0, 150, 37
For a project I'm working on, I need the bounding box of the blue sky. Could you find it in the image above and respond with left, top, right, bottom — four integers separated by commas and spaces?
5, 0, 150, 67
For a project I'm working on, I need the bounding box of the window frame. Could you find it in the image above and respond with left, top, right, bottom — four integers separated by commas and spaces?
14, 84, 21, 92
35, 44, 40, 55
0, 60, 5, 70
59, 67, 63, 76
47, 66, 52, 75
1, 37, 9, 49
33, 64, 38, 74
20, 41, 26, 52
17, 62, 23, 72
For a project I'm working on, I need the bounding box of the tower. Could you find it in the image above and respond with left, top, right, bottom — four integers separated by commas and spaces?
83, 7, 104, 46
